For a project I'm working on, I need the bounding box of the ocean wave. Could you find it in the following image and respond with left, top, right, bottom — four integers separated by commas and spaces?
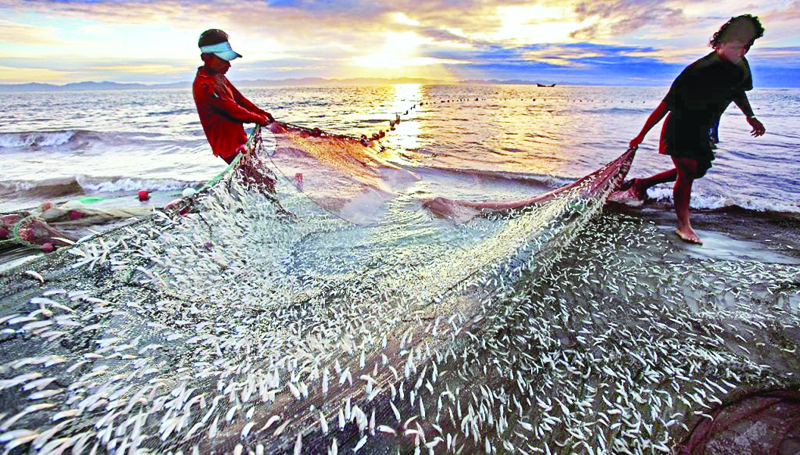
0, 130, 170, 150
0, 176, 197, 200
0, 177, 84, 200
146, 108, 195, 117
0, 130, 79, 148
648, 187, 800, 213
75, 176, 196, 193
414, 164, 576, 191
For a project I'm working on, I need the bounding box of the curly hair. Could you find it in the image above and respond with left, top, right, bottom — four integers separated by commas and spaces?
710, 15, 765, 49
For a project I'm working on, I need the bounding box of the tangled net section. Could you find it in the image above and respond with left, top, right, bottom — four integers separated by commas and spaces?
265, 121, 418, 225
0, 126, 798, 455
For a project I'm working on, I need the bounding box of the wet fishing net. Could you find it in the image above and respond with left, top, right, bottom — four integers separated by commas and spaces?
1, 202, 158, 255
680, 390, 800, 454
0, 124, 799, 455
265, 122, 418, 225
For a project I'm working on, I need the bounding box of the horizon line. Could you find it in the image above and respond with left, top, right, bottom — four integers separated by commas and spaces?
2, 77, 798, 91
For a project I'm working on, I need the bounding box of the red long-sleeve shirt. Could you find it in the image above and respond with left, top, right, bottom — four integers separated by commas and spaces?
193, 67, 268, 161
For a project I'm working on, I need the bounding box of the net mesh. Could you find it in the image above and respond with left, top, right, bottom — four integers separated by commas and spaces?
266, 122, 418, 225
0, 125, 798, 454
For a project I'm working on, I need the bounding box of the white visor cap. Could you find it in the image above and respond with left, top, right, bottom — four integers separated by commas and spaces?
200, 41, 242, 61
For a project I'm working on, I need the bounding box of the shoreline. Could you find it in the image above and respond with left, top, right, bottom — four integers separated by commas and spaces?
608, 201, 800, 263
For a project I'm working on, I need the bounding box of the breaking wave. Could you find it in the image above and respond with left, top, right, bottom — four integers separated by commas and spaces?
647, 186, 800, 213
0, 176, 198, 199
75, 176, 197, 193
0, 130, 81, 148
0, 130, 165, 150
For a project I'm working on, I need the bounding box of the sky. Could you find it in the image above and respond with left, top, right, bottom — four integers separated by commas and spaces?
1, 0, 799, 87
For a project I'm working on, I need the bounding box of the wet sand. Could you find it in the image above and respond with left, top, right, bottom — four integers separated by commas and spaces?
609, 201, 800, 265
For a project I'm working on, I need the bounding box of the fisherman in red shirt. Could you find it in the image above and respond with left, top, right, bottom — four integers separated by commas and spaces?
193, 29, 273, 164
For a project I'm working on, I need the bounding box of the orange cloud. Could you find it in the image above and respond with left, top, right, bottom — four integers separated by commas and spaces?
0, 65, 68, 82
0, 19, 63, 45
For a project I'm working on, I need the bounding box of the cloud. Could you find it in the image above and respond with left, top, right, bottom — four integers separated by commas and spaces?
523, 45, 607, 66
568, 0, 686, 39
1, 0, 798, 85
0, 19, 63, 45
0, 0, 213, 25
761, 1, 800, 23
750, 46, 800, 67
87, 63, 187, 74
351, 55, 465, 69
0, 55, 85, 70
620, 47, 707, 64
0, 64, 68, 82
0, 54, 197, 83
0, 1, 565, 50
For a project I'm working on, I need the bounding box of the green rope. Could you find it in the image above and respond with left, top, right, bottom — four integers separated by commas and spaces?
164, 126, 262, 217
196, 125, 260, 193
198, 153, 243, 193
78, 196, 112, 204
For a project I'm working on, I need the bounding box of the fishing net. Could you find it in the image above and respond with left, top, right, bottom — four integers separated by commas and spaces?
266, 122, 418, 225
680, 390, 800, 454
0, 124, 799, 455
1, 200, 159, 255
0, 214, 75, 250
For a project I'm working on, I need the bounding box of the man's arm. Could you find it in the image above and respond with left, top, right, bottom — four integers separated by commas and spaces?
732, 92, 765, 137
209, 97, 267, 125
630, 102, 669, 149
197, 81, 267, 125
229, 83, 274, 123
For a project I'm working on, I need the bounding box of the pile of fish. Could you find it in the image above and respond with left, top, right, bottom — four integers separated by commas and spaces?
0, 148, 798, 455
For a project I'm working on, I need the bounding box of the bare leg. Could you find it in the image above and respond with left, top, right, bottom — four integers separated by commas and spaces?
672, 157, 702, 244
632, 168, 677, 198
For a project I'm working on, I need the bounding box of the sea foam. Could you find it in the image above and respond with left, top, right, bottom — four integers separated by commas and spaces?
648, 186, 800, 213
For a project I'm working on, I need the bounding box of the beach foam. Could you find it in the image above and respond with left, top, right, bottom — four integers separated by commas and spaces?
648, 186, 800, 213
76, 176, 197, 193
0, 176, 197, 199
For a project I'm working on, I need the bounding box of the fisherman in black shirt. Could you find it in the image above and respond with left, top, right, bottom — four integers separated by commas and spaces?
626, 15, 766, 245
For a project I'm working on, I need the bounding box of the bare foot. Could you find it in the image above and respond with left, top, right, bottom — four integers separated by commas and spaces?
630, 179, 647, 200
617, 179, 647, 199
675, 227, 703, 245
609, 179, 646, 206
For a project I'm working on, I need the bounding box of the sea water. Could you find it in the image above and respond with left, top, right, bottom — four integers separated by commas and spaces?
1, 85, 798, 214
1, 84, 799, 453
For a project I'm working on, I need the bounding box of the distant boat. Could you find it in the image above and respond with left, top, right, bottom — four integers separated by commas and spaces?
536, 83, 556, 87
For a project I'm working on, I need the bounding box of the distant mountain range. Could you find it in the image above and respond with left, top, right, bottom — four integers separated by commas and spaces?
0, 81, 186, 92
0, 78, 562, 92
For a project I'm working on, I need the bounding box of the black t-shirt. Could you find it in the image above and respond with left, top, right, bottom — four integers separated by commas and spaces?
661, 52, 752, 158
